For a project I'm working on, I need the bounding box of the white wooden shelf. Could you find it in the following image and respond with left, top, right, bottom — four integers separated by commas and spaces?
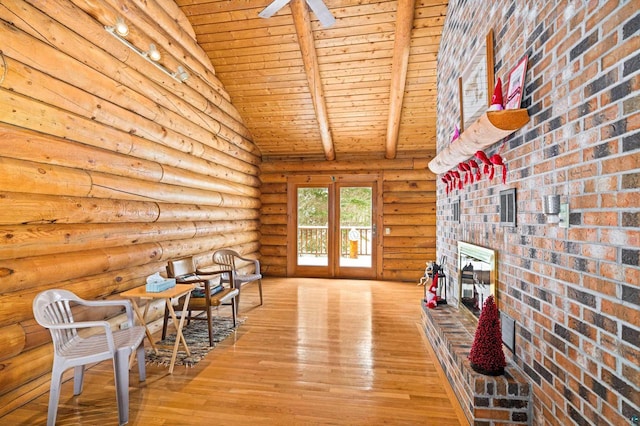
428, 109, 530, 174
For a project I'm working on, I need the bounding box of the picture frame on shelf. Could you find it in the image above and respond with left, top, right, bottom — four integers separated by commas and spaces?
459, 29, 495, 132
504, 55, 528, 110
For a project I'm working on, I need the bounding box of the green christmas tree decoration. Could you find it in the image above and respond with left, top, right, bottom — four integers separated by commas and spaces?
468, 295, 506, 376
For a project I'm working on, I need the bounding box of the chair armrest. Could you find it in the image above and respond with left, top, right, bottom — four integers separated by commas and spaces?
194, 268, 230, 277
46, 320, 116, 352
237, 256, 261, 275
77, 299, 136, 328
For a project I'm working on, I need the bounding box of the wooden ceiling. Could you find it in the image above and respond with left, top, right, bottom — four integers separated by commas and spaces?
176, 0, 447, 161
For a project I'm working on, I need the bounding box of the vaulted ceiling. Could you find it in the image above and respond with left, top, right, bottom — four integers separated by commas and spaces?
176, 0, 447, 161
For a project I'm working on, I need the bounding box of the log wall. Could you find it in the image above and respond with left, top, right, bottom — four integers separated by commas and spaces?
0, 0, 261, 415
260, 157, 437, 281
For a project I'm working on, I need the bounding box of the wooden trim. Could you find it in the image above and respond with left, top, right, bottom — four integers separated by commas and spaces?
486, 29, 495, 108
385, 0, 416, 159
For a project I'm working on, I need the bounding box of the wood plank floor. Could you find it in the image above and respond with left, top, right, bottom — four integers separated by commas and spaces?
2, 278, 466, 425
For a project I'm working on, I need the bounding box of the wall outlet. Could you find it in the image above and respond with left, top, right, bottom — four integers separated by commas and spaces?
119, 322, 130, 330
385, 227, 391, 235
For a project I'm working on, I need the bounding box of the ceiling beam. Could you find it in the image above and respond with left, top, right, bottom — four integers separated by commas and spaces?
290, 0, 336, 161
385, 0, 416, 159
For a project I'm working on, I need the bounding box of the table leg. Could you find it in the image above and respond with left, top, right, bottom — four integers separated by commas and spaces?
130, 298, 158, 354
165, 292, 192, 374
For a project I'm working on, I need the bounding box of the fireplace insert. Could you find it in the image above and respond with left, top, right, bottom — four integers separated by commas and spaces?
457, 241, 497, 318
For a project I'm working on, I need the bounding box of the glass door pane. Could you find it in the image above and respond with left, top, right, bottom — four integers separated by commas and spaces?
297, 187, 329, 267
339, 186, 372, 269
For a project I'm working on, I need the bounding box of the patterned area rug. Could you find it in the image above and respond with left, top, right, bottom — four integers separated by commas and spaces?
145, 316, 242, 368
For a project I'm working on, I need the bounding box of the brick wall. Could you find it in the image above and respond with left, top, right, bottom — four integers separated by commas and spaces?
435, 1, 639, 425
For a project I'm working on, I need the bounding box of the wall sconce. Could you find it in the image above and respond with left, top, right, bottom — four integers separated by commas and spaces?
105, 17, 188, 83
543, 195, 569, 228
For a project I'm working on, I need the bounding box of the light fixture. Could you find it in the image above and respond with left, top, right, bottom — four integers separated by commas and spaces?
105, 17, 188, 83
114, 16, 129, 37
147, 43, 161, 61
542, 195, 569, 228
175, 66, 189, 82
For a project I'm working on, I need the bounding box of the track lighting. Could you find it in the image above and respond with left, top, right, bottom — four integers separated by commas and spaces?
105, 17, 188, 83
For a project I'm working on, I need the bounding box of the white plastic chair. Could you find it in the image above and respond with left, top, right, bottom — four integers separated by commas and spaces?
33, 289, 146, 426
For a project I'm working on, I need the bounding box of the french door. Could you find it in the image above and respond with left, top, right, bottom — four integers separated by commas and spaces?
287, 174, 379, 278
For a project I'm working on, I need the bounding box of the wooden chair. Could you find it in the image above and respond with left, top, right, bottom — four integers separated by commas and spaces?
213, 249, 263, 311
33, 289, 146, 426
162, 256, 239, 346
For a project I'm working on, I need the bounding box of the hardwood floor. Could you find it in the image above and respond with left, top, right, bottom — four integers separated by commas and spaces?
3, 278, 466, 425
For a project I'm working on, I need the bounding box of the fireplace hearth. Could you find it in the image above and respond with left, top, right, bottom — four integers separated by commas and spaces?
422, 303, 531, 425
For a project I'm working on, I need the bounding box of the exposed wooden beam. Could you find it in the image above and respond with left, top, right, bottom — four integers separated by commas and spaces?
385, 0, 416, 159
290, 0, 335, 161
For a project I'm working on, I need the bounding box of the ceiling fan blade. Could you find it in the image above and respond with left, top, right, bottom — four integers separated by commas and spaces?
305, 0, 336, 27
258, 0, 292, 18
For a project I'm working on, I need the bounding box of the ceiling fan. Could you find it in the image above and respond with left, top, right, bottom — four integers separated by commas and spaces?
259, 0, 336, 27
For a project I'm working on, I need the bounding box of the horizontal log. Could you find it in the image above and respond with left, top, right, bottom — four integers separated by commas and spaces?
0, 222, 200, 260
259, 214, 287, 225
383, 203, 436, 215
381, 270, 421, 282
0, 344, 51, 400
0, 243, 163, 295
260, 158, 418, 173
383, 169, 436, 181
260, 224, 287, 236
0, 6, 259, 160
262, 264, 286, 276
157, 231, 260, 262
0, 116, 259, 194
0, 324, 25, 362
260, 193, 286, 204
259, 235, 287, 247
0, 124, 163, 182
88, 171, 261, 208
383, 193, 436, 204
154, 0, 197, 40
383, 236, 436, 248
260, 245, 287, 257
258, 172, 287, 184
161, 164, 260, 198
193, 220, 259, 238
0, 66, 259, 180
381, 226, 436, 237
156, 204, 258, 222
260, 182, 287, 193
0, 262, 167, 328
0, 365, 51, 417
0, 191, 160, 225
383, 215, 437, 226
0, 156, 91, 197
383, 180, 436, 192
260, 205, 287, 215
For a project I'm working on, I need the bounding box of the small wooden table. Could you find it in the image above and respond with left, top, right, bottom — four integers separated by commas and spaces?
120, 283, 195, 374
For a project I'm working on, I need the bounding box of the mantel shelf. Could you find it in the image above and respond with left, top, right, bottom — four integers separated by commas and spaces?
428, 109, 530, 174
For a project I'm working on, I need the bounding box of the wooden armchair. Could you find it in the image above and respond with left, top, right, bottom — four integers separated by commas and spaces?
162, 256, 239, 346
213, 249, 263, 312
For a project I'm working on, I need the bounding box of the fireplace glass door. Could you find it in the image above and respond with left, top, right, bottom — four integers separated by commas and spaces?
457, 241, 497, 318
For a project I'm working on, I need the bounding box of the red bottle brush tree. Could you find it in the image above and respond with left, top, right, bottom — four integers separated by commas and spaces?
468, 296, 506, 376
